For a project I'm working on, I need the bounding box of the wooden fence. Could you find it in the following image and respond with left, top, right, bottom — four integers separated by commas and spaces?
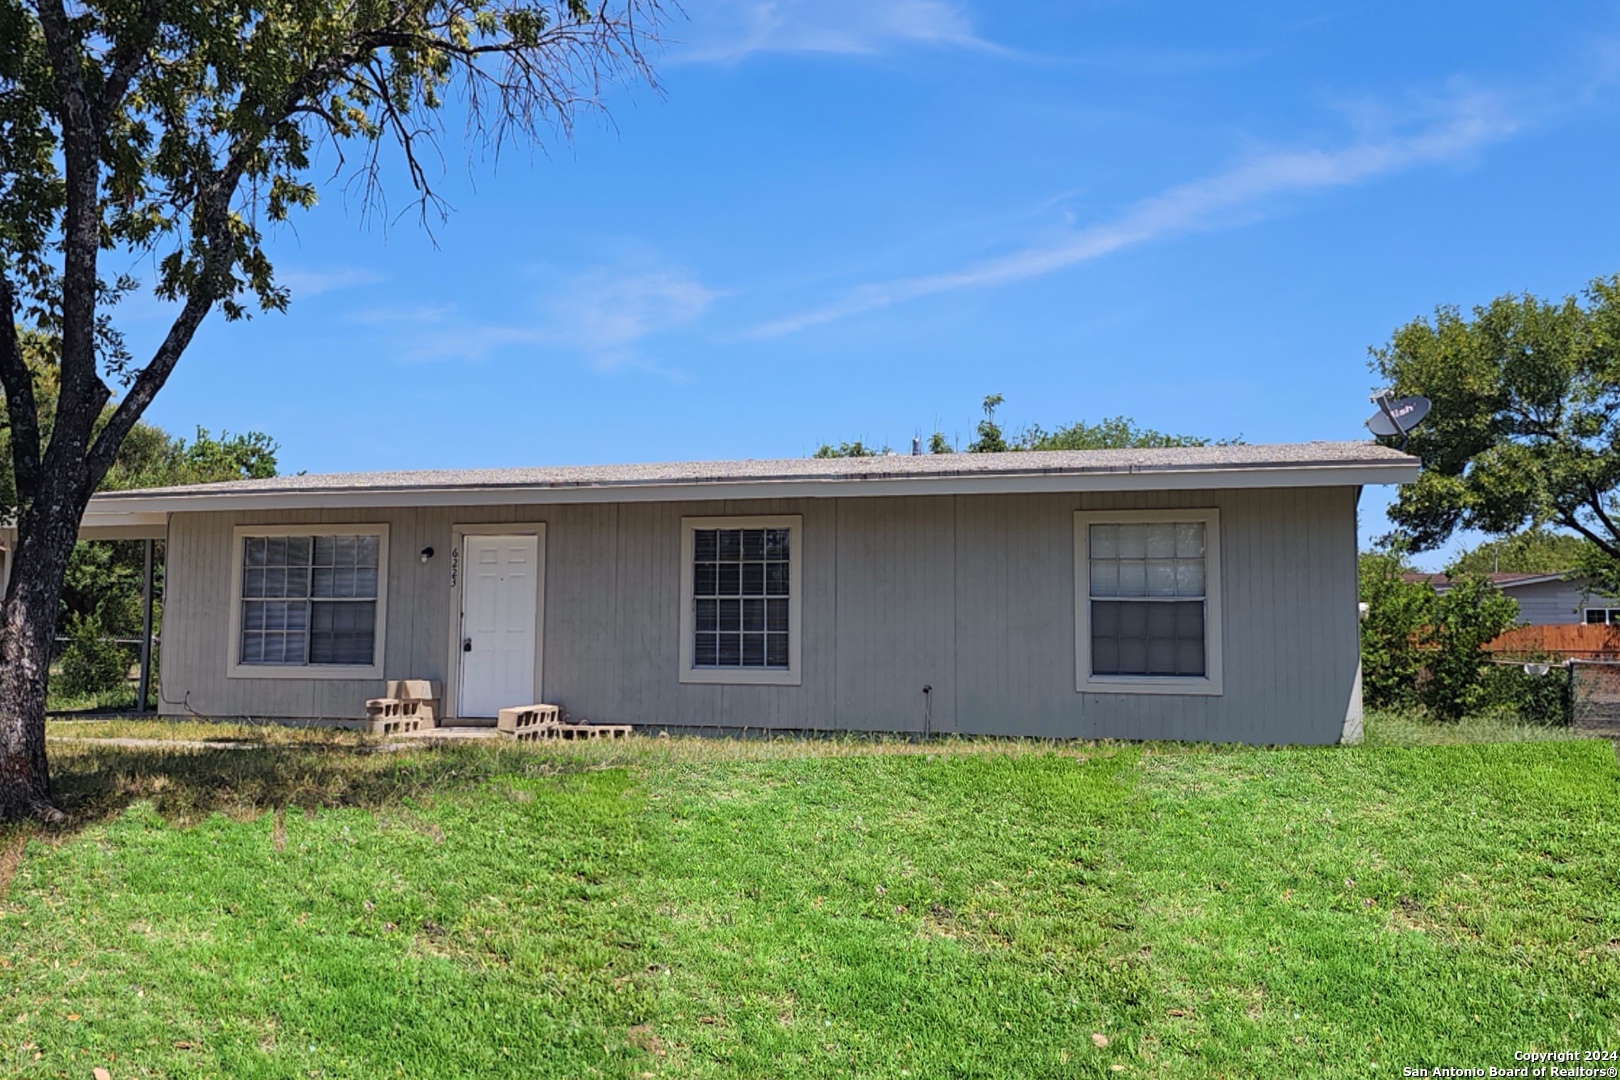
1485, 624, 1620, 659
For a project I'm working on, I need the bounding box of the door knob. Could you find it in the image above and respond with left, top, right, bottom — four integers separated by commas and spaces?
463, 637, 472, 652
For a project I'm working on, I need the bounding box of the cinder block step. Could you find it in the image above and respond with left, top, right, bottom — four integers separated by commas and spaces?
496, 704, 633, 741
387, 679, 442, 702
365, 698, 431, 735
556, 723, 633, 740
497, 704, 560, 737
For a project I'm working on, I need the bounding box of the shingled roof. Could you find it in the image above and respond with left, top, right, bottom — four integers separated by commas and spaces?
89, 441, 1415, 506
64, 443, 1420, 538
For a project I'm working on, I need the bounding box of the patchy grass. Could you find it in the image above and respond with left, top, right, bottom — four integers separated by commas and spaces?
1, 724, 1616, 1078
48, 716, 373, 748
1362, 707, 1586, 747
45, 685, 143, 715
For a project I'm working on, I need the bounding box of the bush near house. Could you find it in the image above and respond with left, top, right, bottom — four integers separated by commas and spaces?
1357, 554, 1541, 721
54, 613, 133, 700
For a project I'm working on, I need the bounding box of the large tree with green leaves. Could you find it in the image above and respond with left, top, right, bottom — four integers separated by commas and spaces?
1372, 275, 1620, 591
1447, 527, 1594, 577
0, 0, 659, 820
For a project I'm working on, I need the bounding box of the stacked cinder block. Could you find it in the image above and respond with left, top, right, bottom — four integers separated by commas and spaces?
364, 679, 442, 736
496, 704, 633, 741
497, 703, 561, 741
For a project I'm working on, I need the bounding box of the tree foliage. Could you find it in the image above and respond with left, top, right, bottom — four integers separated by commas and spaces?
1372, 276, 1620, 593
813, 440, 887, 459
814, 395, 1235, 459
1017, 415, 1240, 451
1448, 527, 1594, 577
966, 393, 1008, 453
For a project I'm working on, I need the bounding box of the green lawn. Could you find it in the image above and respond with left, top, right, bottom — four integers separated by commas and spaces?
2, 717, 1616, 1078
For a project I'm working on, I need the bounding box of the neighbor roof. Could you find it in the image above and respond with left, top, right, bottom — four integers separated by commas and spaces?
1402, 571, 1576, 591
73, 442, 1416, 536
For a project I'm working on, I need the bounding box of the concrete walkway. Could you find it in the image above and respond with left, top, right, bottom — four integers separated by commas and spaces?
47, 736, 269, 751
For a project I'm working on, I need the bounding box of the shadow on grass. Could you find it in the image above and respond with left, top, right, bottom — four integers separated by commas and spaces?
28, 740, 605, 838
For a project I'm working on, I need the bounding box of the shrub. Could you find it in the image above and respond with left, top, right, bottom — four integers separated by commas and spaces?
1420, 574, 1522, 720
1358, 552, 1432, 709
57, 613, 133, 698
1479, 660, 1573, 726
1358, 554, 1522, 719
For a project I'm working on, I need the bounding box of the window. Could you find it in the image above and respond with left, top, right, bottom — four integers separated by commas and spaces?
1074, 509, 1222, 695
229, 526, 388, 677
1586, 608, 1620, 625
680, 516, 801, 685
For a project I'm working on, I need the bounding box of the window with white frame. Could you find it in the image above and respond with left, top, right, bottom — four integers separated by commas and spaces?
1585, 607, 1620, 625
1075, 510, 1222, 694
235, 530, 385, 671
680, 516, 801, 685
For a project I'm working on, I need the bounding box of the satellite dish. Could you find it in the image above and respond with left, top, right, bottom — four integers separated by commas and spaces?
1366, 393, 1431, 444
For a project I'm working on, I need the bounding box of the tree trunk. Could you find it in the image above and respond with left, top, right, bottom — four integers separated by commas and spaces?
0, 472, 94, 823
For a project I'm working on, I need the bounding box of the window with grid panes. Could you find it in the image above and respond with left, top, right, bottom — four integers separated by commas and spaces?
1088, 521, 1207, 677
691, 527, 791, 668
239, 534, 380, 666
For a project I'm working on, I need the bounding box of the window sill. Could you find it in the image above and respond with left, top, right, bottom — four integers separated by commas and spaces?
227, 664, 384, 681
1080, 675, 1223, 696
680, 667, 801, 687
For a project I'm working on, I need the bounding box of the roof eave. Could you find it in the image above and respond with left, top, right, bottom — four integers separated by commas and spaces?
85, 459, 1419, 516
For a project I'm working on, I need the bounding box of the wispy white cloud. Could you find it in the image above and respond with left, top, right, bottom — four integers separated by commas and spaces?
388, 255, 718, 374
347, 303, 455, 326
277, 266, 385, 296
747, 92, 1521, 338
676, 0, 997, 63
545, 264, 720, 370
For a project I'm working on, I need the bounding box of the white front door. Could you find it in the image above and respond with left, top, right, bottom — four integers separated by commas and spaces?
458, 534, 539, 717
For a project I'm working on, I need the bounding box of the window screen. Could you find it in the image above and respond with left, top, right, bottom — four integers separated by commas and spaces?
692, 527, 790, 669
240, 534, 379, 666
1089, 522, 1206, 677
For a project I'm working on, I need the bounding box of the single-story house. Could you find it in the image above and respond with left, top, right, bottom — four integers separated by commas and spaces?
70, 441, 1417, 744
1402, 571, 1620, 625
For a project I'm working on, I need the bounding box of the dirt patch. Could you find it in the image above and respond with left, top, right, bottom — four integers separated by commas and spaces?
628, 1024, 668, 1057
0, 831, 25, 901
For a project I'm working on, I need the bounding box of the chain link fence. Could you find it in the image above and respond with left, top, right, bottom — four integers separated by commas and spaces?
1569, 660, 1620, 739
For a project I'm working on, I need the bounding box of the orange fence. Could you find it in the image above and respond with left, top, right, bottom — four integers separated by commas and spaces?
1486, 623, 1620, 659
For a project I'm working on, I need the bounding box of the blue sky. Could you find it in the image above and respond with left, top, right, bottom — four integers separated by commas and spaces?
116, 1, 1620, 568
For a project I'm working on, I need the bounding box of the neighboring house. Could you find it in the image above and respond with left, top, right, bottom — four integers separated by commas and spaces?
73, 442, 1416, 744
1401, 571, 1620, 625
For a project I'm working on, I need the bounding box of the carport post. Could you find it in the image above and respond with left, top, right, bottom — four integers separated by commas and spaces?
137, 538, 155, 712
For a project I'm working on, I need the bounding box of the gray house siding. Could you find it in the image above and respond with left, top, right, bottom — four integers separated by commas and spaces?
157, 485, 1361, 744
1506, 579, 1588, 625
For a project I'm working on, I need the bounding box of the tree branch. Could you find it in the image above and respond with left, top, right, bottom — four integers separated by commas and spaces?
94, 0, 167, 130
1579, 473, 1620, 548
0, 278, 41, 502
33, 0, 108, 432
1555, 507, 1620, 563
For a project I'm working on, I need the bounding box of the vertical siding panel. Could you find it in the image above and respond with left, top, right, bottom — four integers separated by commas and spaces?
833, 496, 955, 734
800, 498, 836, 733
546, 502, 620, 721
1228, 491, 1257, 743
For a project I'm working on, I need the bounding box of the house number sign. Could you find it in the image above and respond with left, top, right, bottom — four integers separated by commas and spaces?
449, 545, 459, 588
